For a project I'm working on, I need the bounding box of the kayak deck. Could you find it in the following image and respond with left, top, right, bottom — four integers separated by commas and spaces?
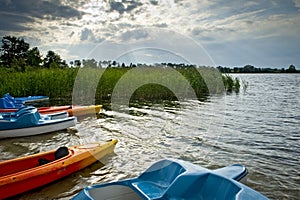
0, 148, 68, 177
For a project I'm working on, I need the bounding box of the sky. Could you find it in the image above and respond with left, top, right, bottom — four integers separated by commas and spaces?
0, 0, 299, 69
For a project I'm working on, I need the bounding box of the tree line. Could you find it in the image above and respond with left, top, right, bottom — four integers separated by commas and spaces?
1, 35, 297, 73
217, 64, 299, 73
0, 36, 215, 71
0, 36, 194, 71
0, 36, 68, 72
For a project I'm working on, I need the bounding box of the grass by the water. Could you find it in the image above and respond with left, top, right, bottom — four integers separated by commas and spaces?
0, 66, 240, 104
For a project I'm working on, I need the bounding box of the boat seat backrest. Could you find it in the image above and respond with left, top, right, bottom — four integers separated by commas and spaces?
15, 107, 40, 120
15, 106, 36, 116
15, 112, 36, 125
0, 97, 15, 108
3, 93, 15, 103
131, 160, 186, 199
160, 173, 241, 200
138, 160, 186, 186
55, 147, 69, 160
14, 108, 40, 126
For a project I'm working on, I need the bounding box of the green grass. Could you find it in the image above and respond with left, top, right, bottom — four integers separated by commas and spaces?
0, 66, 240, 104
0, 68, 77, 98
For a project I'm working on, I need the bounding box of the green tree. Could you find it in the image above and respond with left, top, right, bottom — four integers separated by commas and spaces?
74, 60, 81, 67
44, 50, 67, 68
287, 65, 296, 72
26, 47, 43, 67
0, 36, 30, 69
243, 65, 255, 73
82, 59, 97, 68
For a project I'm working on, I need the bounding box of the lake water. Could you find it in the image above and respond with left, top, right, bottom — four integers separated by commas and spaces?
1, 74, 299, 199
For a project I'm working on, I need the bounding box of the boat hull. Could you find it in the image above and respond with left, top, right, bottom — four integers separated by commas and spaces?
39, 105, 102, 116
73, 158, 268, 200
0, 117, 76, 139
0, 139, 118, 199
0, 105, 102, 117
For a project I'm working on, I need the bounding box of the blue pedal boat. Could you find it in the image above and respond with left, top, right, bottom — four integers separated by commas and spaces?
0, 106, 76, 139
73, 158, 268, 200
0, 93, 49, 109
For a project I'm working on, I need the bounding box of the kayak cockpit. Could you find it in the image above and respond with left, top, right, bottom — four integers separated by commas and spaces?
38, 146, 69, 165
0, 147, 71, 177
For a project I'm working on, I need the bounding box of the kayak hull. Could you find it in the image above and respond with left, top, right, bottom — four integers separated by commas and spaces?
39, 105, 102, 116
0, 105, 102, 117
0, 139, 118, 199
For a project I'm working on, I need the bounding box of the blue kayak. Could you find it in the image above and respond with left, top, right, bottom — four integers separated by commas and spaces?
73, 158, 268, 200
0, 93, 49, 108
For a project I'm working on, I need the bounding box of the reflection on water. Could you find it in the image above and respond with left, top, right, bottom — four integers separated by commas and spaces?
0, 74, 299, 199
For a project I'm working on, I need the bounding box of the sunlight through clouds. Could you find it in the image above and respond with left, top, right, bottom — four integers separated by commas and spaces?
0, 0, 299, 68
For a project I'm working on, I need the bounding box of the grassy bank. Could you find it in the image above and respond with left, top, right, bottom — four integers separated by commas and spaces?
0, 68, 77, 99
0, 66, 240, 104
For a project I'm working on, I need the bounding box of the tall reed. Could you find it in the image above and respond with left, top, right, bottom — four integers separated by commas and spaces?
0, 66, 239, 104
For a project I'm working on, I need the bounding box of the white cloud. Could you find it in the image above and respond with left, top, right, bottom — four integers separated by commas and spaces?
2, 0, 299, 67
120, 29, 149, 42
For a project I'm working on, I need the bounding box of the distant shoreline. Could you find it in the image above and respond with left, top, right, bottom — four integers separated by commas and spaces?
224, 72, 300, 74
217, 65, 299, 73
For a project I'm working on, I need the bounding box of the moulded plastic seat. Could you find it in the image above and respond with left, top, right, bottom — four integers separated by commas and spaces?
160, 173, 241, 200
132, 159, 186, 199
15, 106, 36, 116
55, 147, 69, 160
0, 97, 15, 108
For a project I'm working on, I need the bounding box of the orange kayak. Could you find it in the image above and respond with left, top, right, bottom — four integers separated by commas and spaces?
0, 105, 102, 117
0, 139, 118, 199
38, 105, 102, 116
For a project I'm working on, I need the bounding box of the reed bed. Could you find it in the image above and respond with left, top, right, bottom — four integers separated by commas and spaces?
0, 66, 240, 104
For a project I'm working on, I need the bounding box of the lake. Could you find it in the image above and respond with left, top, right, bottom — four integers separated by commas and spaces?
1, 73, 299, 199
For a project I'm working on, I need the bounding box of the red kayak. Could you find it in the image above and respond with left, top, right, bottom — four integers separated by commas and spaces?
0, 139, 118, 199
0, 105, 102, 117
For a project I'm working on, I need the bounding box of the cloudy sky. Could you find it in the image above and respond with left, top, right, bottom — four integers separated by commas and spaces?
0, 0, 299, 68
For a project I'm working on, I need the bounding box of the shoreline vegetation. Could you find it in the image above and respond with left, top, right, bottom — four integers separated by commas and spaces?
217, 64, 299, 73
0, 66, 241, 105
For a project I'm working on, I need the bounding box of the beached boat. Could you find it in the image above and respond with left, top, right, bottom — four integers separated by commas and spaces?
0, 105, 102, 117
0, 93, 49, 108
73, 158, 268, 200
0, 106, 76, 139
0, 139, 118, 199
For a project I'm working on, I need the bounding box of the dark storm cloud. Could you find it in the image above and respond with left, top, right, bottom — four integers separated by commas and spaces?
149, 0, 158, 6
109, 0, 143, 14
0, 12, 34, 32
0, 0, 83, 32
